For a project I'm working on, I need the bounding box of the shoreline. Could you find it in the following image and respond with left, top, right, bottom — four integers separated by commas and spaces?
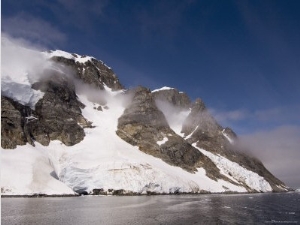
1, 190, 293, 198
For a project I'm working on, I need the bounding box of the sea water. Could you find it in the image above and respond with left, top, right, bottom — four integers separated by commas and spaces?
2, 192, 300, 225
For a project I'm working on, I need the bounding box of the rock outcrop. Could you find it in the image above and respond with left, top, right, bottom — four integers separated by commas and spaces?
1, 73, 90, 148
1, 96, 29, 148
152, 87, 191, 109
182, 98, 228, 154
1, 51, 125, 149
50, 53, 123, 91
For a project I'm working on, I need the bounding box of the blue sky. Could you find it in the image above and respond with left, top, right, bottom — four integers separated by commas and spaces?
2, 0, 300, 187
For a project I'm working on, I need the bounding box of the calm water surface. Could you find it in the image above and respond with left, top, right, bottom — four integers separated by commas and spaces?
2, 193, 300, 225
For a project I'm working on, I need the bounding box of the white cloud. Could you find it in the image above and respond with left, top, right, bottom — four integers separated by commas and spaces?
1, 33, 54, 107
210, 106, 300, 188
211, 105, 300, 131
210, 108, 250, 124
240, 125, 300, 189
254, 106, 300, 123
1, 33, 52, 82
2, 13, 66, 48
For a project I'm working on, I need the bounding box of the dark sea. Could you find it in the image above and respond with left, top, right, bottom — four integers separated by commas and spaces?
2, 192, 300, 225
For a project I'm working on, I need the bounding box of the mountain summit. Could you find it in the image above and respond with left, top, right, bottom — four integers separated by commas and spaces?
1, 49, 287, 195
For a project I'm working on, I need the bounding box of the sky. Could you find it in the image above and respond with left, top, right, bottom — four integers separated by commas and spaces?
1, 0, 300, 188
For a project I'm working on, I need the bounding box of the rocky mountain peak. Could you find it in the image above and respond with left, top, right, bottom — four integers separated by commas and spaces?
1, 68, 92, 149
222, 127, 237, 143
152, 87, 191, 109
181, 98, 221, 139
118, 86, 169, 129
117, 86, 222, 174
49, 51, 123, 91
193, 98, 206, 111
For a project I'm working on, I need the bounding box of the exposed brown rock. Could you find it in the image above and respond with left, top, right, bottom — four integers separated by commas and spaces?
1, 96, 28, 148
51, 55, 123, 91
152, 88, 191, 109
116, 86, 224, 179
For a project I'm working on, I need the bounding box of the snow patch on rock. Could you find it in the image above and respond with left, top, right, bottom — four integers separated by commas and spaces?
45, 50, 94, 64
222, 129, 234, 144
157, 137, 168, 146
152, 86, 174, 93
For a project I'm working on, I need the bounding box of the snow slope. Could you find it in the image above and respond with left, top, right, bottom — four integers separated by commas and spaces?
1, 144, 75, 195
1, 88, 252, 195
193, 144, 272, 192
49, 90, 248, 194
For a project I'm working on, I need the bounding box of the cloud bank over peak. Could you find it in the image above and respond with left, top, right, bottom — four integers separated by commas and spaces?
240, 125, 300, 189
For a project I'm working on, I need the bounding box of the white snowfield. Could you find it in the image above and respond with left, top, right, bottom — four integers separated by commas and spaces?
45, 50, 94, 64
45, 50, 112, 69
1, 87, 274, 195
193, 145, 272, 192
0, 41, 275, 195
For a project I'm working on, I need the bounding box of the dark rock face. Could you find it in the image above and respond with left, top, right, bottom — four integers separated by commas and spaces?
1, 50, 125, 149
116, 87, 223, 178
182, 98, 228, 154
31, 74, 90, 146
1, 96, 29, 148
152, 88, 191, 109
223, 127, 237, 140
51, 55, 123, 91
1, 73, 91, 149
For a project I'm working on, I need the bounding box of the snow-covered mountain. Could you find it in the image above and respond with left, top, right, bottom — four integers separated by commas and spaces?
1, 43, 288, 195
